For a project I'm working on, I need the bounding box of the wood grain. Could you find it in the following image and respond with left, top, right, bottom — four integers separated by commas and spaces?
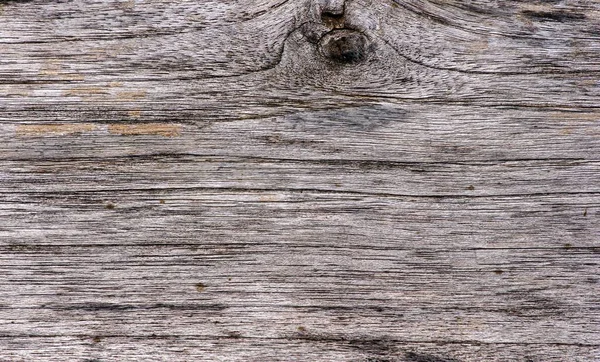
1, 0, 599, 361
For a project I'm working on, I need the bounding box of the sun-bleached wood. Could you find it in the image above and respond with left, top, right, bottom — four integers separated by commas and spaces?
1, 0, 599, 361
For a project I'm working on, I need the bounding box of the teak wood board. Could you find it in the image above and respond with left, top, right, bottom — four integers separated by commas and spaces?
1, 0, 599, 361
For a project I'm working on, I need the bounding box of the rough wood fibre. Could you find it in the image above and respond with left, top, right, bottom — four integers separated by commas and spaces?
1, 0, 599, 361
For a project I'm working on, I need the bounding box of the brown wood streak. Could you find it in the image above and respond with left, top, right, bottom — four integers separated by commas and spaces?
0, 0, 599, 361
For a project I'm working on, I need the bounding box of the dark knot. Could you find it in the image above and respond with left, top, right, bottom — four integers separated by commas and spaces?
318, 29, 370, 64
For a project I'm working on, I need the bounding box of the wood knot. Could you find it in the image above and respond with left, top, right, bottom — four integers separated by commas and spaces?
318, 29, 369, 64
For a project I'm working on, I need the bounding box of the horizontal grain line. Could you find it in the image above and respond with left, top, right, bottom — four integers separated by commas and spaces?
284, 335, 600, 347
421, 100, 600, 109
0, 334, 597, 347
2, 187, 599, 199
1, 244, 597, 252
1, 153, 593, 166
1, 96, 599, 110
0, 28, 205, 45
328, 93, 600, 109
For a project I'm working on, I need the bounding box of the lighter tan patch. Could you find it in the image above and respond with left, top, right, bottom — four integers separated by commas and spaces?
3, 85, 31, 97
127, 110, 142, 118
550, 112, 600, 122
39, 60, 62, 76
39, 61, 85, 81
259, 194, 279, 202
578, 79, 598, 87
560, 128, 573, 135
60, 73, 85, 81
106, 43, 137, 57
108, 123, 181, 137
117, 90, 147, 101
468, 38, 489, 52
16, 124, 97, 137
12, 92, 31, 97
63, 87, 109, 97
186, 14, 206, 22
39, 69, 60, 76
588, 10, 600, 21
119, 0, 135, 10
520, 4, 563, 15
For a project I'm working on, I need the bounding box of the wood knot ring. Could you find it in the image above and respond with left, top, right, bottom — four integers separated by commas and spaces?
318, 29, 369, 64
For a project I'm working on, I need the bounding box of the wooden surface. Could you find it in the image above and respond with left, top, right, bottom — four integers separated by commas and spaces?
1, 0, 599, 361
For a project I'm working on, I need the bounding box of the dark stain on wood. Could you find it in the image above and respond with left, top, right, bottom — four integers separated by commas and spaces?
319, 29, 371, 64
195, 283, 206, 292
48, 303, 227, 312
321, 11, 345, 29
405, 352, 461, 362
521, 9, 586, 22
363, 358, 393, 362
0, 0, 35, 3
225, 331, 243, 339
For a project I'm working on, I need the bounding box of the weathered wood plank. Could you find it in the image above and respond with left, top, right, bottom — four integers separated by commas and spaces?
1, 0, 599, 361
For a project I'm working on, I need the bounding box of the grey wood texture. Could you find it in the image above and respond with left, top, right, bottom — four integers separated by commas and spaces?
1, 0, 599, 361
